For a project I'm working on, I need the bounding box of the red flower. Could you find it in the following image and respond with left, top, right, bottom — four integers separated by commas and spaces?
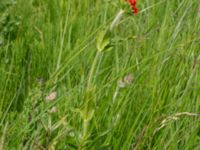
128, 0, 138, 14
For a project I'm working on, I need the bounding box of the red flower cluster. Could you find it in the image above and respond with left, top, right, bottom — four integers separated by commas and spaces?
128, 0, 138, 14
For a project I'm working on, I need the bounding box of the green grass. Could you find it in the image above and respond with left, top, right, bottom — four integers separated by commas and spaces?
0, 0, 200, 149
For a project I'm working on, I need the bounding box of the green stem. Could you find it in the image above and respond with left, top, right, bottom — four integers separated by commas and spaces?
86, 51, 101, 90
80, 51, 101, 148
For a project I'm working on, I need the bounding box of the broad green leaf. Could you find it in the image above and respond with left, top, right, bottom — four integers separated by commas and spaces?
96, 29, 112, 52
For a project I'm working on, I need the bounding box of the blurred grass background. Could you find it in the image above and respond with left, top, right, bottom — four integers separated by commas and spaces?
0, 0, 200, 149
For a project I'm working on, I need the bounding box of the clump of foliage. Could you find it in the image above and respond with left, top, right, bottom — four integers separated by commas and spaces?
0, 0, 21, 46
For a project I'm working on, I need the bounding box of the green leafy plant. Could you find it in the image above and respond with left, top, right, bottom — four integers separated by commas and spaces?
0, 0, 21, 45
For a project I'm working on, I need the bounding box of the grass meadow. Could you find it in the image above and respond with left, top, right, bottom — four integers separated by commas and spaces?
0, 0, 200, 149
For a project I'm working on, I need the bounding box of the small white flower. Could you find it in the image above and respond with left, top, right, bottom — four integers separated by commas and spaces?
117, 74, 134, 88
49, 106, 57, 113
124, 74, 134, 85
118, 80, 126, 88
45, 91, 57, 102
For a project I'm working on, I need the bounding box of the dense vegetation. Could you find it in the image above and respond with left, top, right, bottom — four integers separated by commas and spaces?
0, 0, 200, 149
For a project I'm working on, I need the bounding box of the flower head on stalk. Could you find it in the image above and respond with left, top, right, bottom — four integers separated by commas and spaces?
128, 0, 138, 14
